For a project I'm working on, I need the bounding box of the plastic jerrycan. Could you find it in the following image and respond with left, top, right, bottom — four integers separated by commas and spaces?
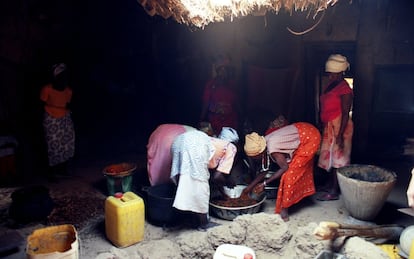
105, 192, 145, 247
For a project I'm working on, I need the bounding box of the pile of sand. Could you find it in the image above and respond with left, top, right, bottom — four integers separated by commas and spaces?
94, 213, 390, 259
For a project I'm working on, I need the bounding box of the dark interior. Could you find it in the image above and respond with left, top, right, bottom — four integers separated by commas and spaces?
0, 0, 413, 207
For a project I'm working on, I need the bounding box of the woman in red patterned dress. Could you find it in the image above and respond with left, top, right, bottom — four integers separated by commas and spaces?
199, 57, 239, 136
242, 122, 321, 221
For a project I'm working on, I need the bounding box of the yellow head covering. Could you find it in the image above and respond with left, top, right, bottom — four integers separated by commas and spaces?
244, 132, 266, 157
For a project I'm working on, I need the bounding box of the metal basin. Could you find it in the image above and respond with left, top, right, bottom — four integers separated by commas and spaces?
264, 186, 278, 199
210, 196, 266, 221
210, 185, 266, 221
103, 162, 136, 177
264, 172, 279, 199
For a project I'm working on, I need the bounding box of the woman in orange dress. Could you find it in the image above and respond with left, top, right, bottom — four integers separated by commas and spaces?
242, 122, 321, 221
40, 63, 74, 178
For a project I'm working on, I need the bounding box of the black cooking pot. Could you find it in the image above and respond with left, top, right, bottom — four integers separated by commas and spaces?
142, 183, 178, 226
9, 185, 55, 223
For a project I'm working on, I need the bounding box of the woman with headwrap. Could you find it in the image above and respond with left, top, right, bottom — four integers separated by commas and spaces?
243, 115, 289, 183
317, 54, 353, 201
199, 57, 239, 136
242, 122, 321, 221
170, 128, 238, 230
40, 63, 75, 179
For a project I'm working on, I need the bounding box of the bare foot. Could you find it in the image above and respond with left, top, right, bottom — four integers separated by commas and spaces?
280, 208, 289, 222
316, 192, 339, 201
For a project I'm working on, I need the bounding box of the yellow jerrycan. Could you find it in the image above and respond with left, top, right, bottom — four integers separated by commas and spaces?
105, 191, 145, 247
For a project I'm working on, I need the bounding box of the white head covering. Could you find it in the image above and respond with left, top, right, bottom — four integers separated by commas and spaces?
53, 63, 67, 77
218, 127, 239, 143
325, 54, 350, 73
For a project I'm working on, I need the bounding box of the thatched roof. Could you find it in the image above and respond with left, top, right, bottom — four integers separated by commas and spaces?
137, 0, 339, 28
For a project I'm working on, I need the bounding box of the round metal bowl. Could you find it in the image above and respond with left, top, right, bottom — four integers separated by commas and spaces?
103, 162, 136, 177
209, 196, 266, 221
222, 185, 248, 198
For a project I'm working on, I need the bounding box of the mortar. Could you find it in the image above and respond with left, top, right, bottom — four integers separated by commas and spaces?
337, 164, 397, 221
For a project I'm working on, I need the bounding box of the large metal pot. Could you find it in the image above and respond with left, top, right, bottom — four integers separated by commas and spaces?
264, 171, 279, 199
210, 185, 266, 221
264, 186, 278, 199
142, 183, 178, 226
9, 185, 54, 224
210, 197, 266, 221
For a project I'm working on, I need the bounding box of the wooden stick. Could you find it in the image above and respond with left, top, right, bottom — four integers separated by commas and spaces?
314, 221, 404, 241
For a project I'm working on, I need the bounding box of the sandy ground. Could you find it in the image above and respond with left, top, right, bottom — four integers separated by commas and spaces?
1, 153, 414, 259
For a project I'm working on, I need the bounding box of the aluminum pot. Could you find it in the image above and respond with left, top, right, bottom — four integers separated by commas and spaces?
264, 172, 279, 199
210, 185, 266, 221
142, 183, 178, 226
264, 186, 278, 199
209, 196, 266, 221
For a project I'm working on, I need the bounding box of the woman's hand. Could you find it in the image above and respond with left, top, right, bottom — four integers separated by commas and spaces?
241, 181, 264, 197
241, 185, 253, 197
252, 182, 265, 195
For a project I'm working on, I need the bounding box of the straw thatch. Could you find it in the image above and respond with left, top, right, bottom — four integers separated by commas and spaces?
137, 0, 339, 28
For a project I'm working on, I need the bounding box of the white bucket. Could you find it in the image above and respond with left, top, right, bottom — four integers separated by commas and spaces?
213, 244, 256, 259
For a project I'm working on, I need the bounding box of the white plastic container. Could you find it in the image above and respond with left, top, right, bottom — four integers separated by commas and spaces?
400, 226, 414, 257
213, 244, 256, 259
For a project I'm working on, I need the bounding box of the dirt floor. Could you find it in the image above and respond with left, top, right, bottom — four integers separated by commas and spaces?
1, 152, 414, 259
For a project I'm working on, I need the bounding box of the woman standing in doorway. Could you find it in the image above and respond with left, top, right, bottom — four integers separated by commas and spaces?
317, 54, 354, 201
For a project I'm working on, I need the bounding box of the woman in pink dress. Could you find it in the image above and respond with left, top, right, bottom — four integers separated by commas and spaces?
146, 124, 196, 186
